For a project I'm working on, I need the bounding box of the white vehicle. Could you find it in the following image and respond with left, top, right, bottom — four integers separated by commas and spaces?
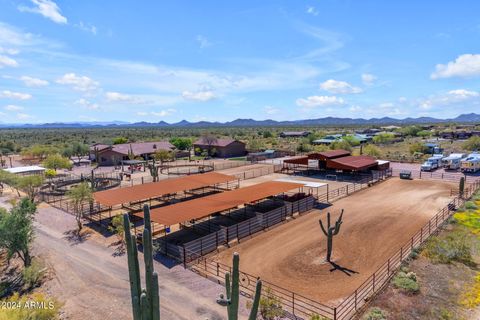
421, 154, 444, 171
461, 153, 480, 173
442, 153, 467, 170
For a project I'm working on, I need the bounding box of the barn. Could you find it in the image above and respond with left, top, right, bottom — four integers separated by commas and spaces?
193, 138, 246, 158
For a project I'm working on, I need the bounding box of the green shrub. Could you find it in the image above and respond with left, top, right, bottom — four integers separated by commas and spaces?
392, 271, 420, 294
310, 314, 329, 320
424, 230, 474, 265
22, 259, 46, 289
465, 201, 478, 211
0, 292, 61, 320
362, 307, 387, 320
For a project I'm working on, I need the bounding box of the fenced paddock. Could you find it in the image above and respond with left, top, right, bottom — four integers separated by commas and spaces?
197, 177, 471, 320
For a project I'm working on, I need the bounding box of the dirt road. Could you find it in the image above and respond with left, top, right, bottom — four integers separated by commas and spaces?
20, 200, 246, 320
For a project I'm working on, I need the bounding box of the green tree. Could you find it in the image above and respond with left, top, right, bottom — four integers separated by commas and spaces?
16, 175, 44, 202
330, 140, 352, 152
416, 130, 432, 138
262, 131, 273, 138
401, 125, 422, 137
362, 144, 381, 157
409, 142, 428, 155
43, 154, 72, 171
463, 136, 480, 151
0, 198, 37, 267
154, 149, 174, 163
372, 133, 395, 144
109, 215, 126, 247
63, 142, 89, 163
67, 182, 93, 234
342, 135, 361, 147
113, 137, 128, 144
170, 137, 192, 151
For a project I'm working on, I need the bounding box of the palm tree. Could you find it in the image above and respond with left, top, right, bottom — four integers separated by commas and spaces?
67, 182, 93, 235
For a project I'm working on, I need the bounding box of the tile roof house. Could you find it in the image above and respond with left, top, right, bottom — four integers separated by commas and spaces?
279, 131, 311, 138
193, 138, 246, 158
89, 141, 176, 166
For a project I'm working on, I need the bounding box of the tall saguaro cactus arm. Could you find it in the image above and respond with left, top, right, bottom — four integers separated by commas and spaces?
217, 252, 262, 320
319, 210, 344, 262
123, 205, 160, 320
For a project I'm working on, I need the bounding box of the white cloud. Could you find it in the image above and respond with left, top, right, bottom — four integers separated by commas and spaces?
150, 109, 176, 117
182, 90, 216, 102
196, 35, 211, 49
16, 113, 33, 120
20, 76, 49, 87
56, 73, 99, 92
361, 73, 377, 85
136, 111, 148, 116
296, 95, 345, 108
0, 47, 19, 55
349, 105, 362, 112
18, 0, 67, 24
105, 91, 146, 104
431, 54, 480, 79
419, 89, 479, 110
75, 98, 99, 110
319, 79, 362, 94
264, 106, 280, 115
4, 104, 24, 111
75, 22, 97, 35
1, 90, 32, 100
0, 55, 18, 68
306, 6, 319, 16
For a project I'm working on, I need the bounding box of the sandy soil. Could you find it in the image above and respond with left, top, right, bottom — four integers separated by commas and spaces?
214, 178, 455, 305
216, 163, 275, 176
0, 192, 252, 320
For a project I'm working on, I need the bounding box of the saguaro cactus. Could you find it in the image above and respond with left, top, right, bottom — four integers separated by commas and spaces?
217, 252, 262, 320
148, 159, 160, 182
123, 205, 160, 320
319, 210, 344, 262
459, 176, 465, 198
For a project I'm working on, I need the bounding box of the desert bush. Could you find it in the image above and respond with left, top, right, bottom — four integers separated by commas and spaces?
310, 314, 329, 320
424, 230, 474, 265
22, 258, 46, 289
465, 201, 478, 211
362, 307, 387, 320
0, 292, 61, 320
460, 272, 480, 308
247, 287, 284, 320
392, 270, 419, 294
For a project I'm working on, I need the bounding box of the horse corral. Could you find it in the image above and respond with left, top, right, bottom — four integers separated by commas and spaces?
213, 178, 455, 304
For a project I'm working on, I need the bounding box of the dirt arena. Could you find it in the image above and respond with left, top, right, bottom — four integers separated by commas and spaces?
214, 178, 455, 305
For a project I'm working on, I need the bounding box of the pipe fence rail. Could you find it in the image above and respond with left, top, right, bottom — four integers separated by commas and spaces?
186, 179, 480, 320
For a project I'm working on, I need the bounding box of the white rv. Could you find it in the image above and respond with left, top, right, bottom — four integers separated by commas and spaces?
461, 153, 480, 173
442, 153, 467, 170
421, 154, 444, 172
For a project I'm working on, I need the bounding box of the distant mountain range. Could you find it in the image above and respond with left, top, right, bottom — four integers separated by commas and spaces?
1, 113, 480, 129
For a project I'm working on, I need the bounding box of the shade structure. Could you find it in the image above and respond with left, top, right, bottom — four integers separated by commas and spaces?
327, 155, 378, 171
137, 181, 304, 226
93, 172, 236, 206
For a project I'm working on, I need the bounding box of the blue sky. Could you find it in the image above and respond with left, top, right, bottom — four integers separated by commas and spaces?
0, 0, 480, 123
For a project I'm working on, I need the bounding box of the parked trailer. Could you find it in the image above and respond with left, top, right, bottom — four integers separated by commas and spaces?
461, 153, 480, 173
421, 154, 444, 172
442, 153, 467, 170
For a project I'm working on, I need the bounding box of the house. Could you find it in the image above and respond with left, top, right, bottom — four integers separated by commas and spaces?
89, 141, 177, 166
424, 143, 443, 154
461, 153, 480, 173
193, 138, 246, 158
312, 134, 343, 145
356, 128, 381, 135
279, 131, 311, 138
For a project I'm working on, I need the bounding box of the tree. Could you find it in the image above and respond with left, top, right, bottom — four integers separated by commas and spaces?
170, 137, 192, 151
416, 130, 432, 138
43, 154, 72, 171
0, 198, 37, 267
409, 142, 428, 155
401, 126, 422, 137
200, 134, 218, 156
342, 135, 360, 147
113, 137, 128, 144
21, 144, 58, 160
16, 175, 44, 202
362, 144, 381, 157
63, 142, 89, 163
330, 140, 352, 152
154, 149, 174, 164
67, 182, 93, 234
463, 136, 480, 151
372, 133, 395, 144
109, 215, 126, 247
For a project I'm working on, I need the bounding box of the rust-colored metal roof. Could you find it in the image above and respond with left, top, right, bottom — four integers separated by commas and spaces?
283, 156, 309, 165
314, 149, 351, 159
93, 172, 236, 206
138, 181, 303, 226
327, 155, 377, 171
